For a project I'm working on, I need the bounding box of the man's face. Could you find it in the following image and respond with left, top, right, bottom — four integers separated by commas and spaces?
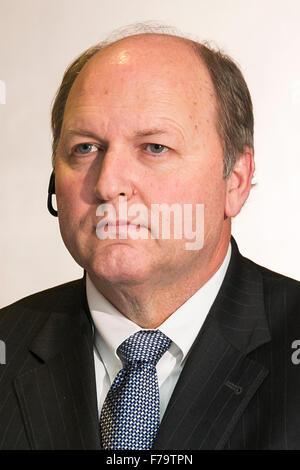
54, 35, 228, 289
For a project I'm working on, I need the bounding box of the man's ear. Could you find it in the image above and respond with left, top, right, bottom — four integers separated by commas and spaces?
224, 147, 255, 218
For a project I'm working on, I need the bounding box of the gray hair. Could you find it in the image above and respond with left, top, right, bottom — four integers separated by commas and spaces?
51, 22, 254, 178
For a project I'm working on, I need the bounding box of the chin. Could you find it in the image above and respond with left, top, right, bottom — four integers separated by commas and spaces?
87, 243, 153, 286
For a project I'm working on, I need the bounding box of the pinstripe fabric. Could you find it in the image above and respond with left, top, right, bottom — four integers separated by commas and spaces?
152, 241, 300, 450
0, 237, 300, 449
0, 278, 100, 450
225, 268, 300, 450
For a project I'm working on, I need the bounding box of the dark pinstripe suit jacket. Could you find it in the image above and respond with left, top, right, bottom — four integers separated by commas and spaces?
0, 237, 300, 450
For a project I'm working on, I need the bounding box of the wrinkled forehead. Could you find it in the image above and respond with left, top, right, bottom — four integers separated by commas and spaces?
64, 34, 218, 127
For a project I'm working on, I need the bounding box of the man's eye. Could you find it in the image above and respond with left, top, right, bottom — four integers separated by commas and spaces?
146, 144, 169, 154
73, 143, 98, 155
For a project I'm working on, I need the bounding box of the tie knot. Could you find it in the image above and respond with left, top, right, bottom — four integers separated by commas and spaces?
117, 330, 171, 366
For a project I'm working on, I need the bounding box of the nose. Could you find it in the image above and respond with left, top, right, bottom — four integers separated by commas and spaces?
94, 147, 135, 202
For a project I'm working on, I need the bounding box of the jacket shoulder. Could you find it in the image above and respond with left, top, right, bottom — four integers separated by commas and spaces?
244, 257, 300, 322
0, 278, 86, 357
0, 278, 85, 324
249, 258, 300, 292
255, 261, 299, 285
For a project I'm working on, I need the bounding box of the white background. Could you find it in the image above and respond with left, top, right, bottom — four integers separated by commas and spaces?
0, 0, 299, 307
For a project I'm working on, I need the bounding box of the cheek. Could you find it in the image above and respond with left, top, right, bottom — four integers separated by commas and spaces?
169, 171, 226, 234
201, 177, 226, 220
56, 184, 78, 215
55, 175, 88, 228
153, 170, 225, 207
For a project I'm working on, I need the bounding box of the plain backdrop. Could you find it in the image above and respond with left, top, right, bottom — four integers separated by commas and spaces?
0, 0, 299, 307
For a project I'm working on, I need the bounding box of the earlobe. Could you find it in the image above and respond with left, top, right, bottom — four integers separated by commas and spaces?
224, 148, 254, 218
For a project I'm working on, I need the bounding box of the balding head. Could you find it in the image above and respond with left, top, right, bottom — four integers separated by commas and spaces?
51, 26, 253, 178
62, 33, 218, 166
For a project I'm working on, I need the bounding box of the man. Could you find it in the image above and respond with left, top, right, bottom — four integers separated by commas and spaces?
0, 26, 299, 450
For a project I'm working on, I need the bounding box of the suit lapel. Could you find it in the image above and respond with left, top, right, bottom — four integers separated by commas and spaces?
153, 237, 271, 450
14, 278, 101, 450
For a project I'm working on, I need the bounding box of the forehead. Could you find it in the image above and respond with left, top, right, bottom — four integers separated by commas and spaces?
64, 35, 217, 131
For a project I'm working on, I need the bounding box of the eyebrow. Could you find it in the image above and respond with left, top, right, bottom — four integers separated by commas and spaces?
135, 128, 171, 138
65, 129, 104, 140
64, 127, 183, 142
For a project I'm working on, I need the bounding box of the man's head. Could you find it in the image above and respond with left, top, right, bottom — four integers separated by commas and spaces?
51, 27, 254, 295
52, 27, 254, 179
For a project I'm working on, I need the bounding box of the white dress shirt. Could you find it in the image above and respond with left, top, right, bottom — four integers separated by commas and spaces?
86, 243, 231, 422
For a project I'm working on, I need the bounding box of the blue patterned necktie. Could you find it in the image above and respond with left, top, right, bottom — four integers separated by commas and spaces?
100, 330, 172, 450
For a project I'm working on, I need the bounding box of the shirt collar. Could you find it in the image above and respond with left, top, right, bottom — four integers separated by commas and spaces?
87, 242, 231, 378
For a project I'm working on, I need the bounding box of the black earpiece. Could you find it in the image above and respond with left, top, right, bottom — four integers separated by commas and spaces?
47, 171, 58, 217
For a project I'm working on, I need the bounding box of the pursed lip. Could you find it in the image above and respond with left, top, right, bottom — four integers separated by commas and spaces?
97, 219, 144, 230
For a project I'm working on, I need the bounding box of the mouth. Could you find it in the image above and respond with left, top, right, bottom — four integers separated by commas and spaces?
95, 219, 149, 240
100, 220, 142, 230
